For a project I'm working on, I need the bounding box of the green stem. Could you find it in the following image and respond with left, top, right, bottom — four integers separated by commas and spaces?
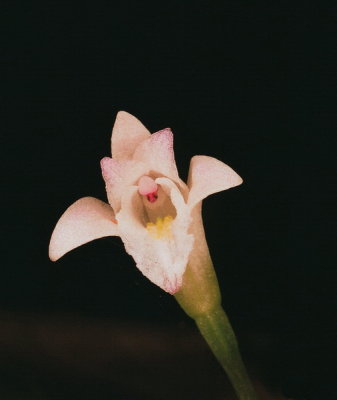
194, 306, 259, 400
174, 205, 260, 399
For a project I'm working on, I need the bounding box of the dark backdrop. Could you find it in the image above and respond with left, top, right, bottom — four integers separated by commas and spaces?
2, 2, 336, 399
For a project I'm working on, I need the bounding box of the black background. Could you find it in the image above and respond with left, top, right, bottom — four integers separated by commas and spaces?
2, 1, 336, 399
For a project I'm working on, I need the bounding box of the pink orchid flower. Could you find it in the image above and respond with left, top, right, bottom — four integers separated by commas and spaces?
49, 112, 242, 294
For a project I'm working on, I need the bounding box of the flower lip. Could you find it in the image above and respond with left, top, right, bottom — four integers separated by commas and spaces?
139, 181, 177, 226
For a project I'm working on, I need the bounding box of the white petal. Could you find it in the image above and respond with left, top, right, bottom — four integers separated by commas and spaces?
111, 111, 151, 160
187, 155, 243, 208
117, 184, 193, 294
132, 129, 180, 182
49, 197, 119, 261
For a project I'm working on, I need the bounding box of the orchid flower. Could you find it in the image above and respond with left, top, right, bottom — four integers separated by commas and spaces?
49, 112, 260, 400
49, 111, 242, 296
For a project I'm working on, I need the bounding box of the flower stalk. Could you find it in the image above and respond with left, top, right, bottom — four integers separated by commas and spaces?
196, 308, 259, 400
175, 206, 260, 400
176, 279, 260, 400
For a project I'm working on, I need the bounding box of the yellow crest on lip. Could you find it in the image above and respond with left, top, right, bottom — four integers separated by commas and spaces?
146, 216, 173, 239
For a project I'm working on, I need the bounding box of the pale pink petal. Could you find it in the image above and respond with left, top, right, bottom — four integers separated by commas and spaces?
132, 129, 180, 182
187, 155, 243, 208
111, 111, 151, 160
100, 157, 149, 212
49, 197, 119, 261
117, 182, 193, 294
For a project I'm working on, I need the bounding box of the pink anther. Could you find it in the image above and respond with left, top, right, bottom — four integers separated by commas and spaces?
138, 176, 158, 203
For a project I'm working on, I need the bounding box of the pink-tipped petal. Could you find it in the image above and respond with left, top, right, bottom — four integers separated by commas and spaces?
132, 129, 180, 182
49, 197, 119, 261
101, 157, 149, 212
187, 155, 243, 208
111, 111, 151, 160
